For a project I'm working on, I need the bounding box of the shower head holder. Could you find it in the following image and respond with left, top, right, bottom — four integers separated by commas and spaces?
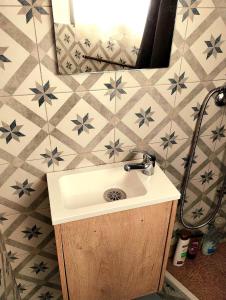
215, 86, 226, 107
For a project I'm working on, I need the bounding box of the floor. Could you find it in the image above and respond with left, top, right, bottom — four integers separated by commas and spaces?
167, 242, 226, 300
137, 295, 162, 300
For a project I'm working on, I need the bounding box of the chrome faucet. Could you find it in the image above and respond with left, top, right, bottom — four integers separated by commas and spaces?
124, 150, 156, 176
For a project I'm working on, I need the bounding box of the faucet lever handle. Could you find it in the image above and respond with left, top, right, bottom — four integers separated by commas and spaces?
144, 153, 156, 167
129, 150, 156, 166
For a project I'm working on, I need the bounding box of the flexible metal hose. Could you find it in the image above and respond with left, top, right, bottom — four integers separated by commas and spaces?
180, 86, 226, 229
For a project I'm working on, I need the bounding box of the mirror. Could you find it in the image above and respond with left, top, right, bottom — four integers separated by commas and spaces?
52, 0, 178, 74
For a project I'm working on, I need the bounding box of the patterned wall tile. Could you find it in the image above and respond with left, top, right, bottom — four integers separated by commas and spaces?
169, 141, 208, 178
122, 95, 167, 139
5, 214, 52, 246
29, 286, 62, 300
0, 167, 46, 209
0, 162, 50, 219
50, 153, 77, 172
0, 201, 60, 298
5, 245, 30, 271
61, 152, 113, 172
213, 0, 226, 6
54, 98, 108, 147
0, 1, 51, 6
201, 110, 225, 139
184, 197, 211, 224
0, 6, 42, 96
26, 158, 54, 174
18, 254, 57, 280
114, 85, 177, 153
0, 205, 19, 224
181, 7, 226, 82
174, 81, 224, 135
0, 104, 45, 158
0, 213, 20, 235
15, 279, 37, 300
115, 56, 184, 89
47, 91, 116, 158
208, 128, 226, 177
193, 18, 225, 74
177, 0, 221, 8
184, 7, 215, 37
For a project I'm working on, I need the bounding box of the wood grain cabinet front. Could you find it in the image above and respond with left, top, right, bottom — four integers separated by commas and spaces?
54, 200, 178, 300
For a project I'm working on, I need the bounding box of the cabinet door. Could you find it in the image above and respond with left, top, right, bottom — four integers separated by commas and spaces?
60, 202, 173, 300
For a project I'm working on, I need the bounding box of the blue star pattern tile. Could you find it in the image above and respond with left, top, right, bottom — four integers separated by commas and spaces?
71, 113, 95, 135
191, 103, 208, 121
211, 125, 226, 142
17, 0, 48, 23
179, 0, 200, 22
192, 207, 205, 219
135, 107, 155, 128
22, 224, 42, 240
30, 81, 58, 107
11, 179, 35, 198
30, 261, 48, 274
0, 120, 25, 144
105, 140, 124, 159
40, 148, 64, 167
168, 72, 188, 95
200, 170, 214, 184
204, 34, 224, 59
0, 47, 11, 70
105, 76, 127, 100
161, 132, 178, 150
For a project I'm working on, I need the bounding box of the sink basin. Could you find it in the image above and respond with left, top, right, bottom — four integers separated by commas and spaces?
47, 162, 180, 225
59, 168, 147, 209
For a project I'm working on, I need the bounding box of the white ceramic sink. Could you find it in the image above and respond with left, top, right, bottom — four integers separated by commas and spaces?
59, 167, 147, 209
47, 162, 180, 225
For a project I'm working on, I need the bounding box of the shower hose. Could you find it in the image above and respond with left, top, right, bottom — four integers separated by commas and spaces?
180, 86, 226, 229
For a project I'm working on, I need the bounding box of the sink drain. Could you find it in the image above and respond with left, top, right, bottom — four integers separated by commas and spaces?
103, 188, 127, 202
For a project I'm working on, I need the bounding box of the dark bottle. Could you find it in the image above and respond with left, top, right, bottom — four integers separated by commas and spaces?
187, 231, 203, 259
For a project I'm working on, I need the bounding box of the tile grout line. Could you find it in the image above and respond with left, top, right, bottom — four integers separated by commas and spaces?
32, 13, 54, 163
1, 80, 226, 99
166, 15, 190, 162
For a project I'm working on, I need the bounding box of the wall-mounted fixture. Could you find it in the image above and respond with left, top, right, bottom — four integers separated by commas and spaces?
52, 0, 178, 74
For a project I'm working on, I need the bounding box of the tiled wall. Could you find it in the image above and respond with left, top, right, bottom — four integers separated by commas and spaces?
0, 0, 226, 299
0, 230, 20, 300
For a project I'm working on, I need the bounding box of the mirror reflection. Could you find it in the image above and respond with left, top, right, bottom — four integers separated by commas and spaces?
52, 0, 178, 74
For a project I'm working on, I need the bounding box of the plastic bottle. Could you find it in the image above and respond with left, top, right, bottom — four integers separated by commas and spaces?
173, 230, 191, 267
202, 217, 225, 256
187, 231, 203, 259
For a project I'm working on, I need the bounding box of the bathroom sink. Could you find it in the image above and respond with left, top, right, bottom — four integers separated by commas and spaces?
59, 167, 147, 209
47, 162, 180, 225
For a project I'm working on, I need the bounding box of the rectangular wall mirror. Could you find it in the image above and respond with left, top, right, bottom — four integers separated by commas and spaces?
52, 0, 178, 75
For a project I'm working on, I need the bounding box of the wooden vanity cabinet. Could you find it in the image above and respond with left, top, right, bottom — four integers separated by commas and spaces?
54, 200, 178, 300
